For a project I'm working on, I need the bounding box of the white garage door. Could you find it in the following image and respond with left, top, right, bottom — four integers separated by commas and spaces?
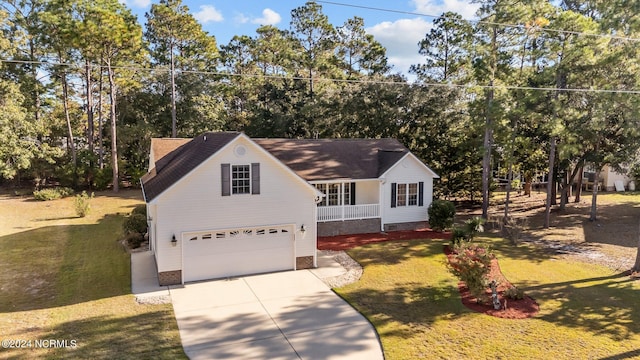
183, 225, 294, 282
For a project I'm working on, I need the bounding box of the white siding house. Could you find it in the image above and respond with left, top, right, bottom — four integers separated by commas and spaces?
142, 132, 438, 285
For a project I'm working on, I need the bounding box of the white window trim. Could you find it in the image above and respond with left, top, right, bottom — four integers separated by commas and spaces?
396, 182, 418, 207
231, 164, 251, 195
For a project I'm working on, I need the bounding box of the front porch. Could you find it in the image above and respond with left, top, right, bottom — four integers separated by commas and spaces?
317, 203, 380, 222
313, 179, 381, 223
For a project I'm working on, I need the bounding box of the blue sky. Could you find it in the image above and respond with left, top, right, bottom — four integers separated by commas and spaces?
122, 0, 480, 75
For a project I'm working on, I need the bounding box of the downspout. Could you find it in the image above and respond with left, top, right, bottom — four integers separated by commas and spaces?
313, 194, 322, 268
379, 178, 385, 232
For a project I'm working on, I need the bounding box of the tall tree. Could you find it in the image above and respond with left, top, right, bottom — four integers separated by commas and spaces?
290, 1, 337, 99
145, 0, 218, 137
410, 12, 473, 83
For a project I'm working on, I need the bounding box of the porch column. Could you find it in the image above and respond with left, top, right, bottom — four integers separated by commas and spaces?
341, 182, 345, 221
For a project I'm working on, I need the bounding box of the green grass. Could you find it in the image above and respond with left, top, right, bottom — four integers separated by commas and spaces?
0, 190, 186, 359
336, 237, 640, 359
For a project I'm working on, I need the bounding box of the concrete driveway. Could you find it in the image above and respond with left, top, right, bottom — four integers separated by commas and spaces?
169, 270, 384, 360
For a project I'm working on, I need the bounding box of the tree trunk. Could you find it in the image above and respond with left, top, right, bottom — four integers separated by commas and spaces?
482, 26, 497, 220
85, 60, 95, 187
633, 222, 640, 272
170, 42, 177, 138
589, 167, 600, 221
61, 70, 77, 186
504, 160, 513, 220
524, 175, 533, 197
85, 59, 95, 155
575, 165, 583, 202
544, 136, 556, 228
106, 59, 119, 192
98, 65, 104, 169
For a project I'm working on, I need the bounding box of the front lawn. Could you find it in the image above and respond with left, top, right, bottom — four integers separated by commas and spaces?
336, 237, 640, 359
0, 190, 186, 359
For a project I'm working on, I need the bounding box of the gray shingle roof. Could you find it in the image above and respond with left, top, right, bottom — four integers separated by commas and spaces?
253, 138, 408, 181
141, 132, 241, 201
141, 133, 415, 201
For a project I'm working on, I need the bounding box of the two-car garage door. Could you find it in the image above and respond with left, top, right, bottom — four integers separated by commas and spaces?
183, 225, 295, 283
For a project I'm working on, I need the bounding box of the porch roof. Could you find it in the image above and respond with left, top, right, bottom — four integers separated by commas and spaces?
254, 138, 408, 181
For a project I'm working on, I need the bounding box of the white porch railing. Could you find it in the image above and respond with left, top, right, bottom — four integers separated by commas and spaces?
317, 204, 380, 222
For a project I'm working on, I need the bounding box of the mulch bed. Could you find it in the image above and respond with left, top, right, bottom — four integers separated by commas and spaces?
318, 229, 451, 251
445, 245, 539, 319
318, 229, 539, 319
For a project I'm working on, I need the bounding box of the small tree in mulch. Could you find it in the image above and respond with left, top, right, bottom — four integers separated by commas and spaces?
450, 217, 486, 245
446, 243, 493, 303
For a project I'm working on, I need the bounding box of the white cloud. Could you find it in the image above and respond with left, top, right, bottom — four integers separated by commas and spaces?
194, 5, 224, 24
251, 8, 281, 25
412, 0, 480, 19
366, 18, 432, 75
234, 13, 250, 24
119, 0, 150, 8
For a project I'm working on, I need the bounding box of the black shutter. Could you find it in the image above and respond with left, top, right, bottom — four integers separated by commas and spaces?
391, 183, 397, 208
418, 181, 424, 206
251, 163, 260, 194
350, 182, 356, 205
221, 163, 230, 196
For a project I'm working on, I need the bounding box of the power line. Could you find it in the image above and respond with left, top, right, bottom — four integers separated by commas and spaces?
3, 58, 640, 95
315, 0, 640, 42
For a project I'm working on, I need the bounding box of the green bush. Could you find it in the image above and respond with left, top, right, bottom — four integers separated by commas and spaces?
123, 213, 147, 235
33, 187, 75, 201
93, 167, 113, 191
447, 243, 493, 303
463, 217, 485, 241
504, 286, 525, 300
451, 227, 468, 245
126, 232, 146, 249
502, 216, 528, 245
131, 204, 147, 216
74, 191, 94, 217
428, 200, 456, 231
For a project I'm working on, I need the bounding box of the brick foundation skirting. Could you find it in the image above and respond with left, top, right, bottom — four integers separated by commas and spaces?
158, 270, 182, 286
384, 221, 428, 232
318, 218, 382, 237
296, 256, 314, 269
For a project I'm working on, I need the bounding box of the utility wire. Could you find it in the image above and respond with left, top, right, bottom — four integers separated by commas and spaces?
315, 0, 640, 42
3, 58, 640, 95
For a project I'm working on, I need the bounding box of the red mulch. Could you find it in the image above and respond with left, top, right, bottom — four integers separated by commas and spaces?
445, 245, 539, 319
317, 229, 451, 251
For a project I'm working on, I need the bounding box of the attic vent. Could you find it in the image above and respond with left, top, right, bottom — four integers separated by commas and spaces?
234, 145, 247, 157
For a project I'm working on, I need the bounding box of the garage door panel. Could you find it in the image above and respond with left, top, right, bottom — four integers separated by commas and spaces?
183, 226, 294, 282
186, 236, 291, 256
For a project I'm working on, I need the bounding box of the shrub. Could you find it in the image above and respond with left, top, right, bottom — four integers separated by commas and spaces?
428, 200, 456, 231
451, 227, 468, 245
131, 204, 147, 216
502, 216, 528, 245
463, 217, 485, 241
123, 213, 147, 235
504, 286, 525, 300
74, 191, 94, 217
126, 232, 146, 248
93, 167, 113, 191
33, 187, 75, 201
447, 243, 493, 303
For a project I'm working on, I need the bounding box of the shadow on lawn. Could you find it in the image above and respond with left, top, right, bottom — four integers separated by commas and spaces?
524, 201, 640, 249
522, 271, 640, 341
0, 214, 131, 313
22, 310, 186, 359
337, 279, 464, 339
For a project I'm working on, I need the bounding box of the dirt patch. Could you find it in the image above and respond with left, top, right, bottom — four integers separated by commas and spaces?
445, 245, 539, 319
318, 229, 450, 251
